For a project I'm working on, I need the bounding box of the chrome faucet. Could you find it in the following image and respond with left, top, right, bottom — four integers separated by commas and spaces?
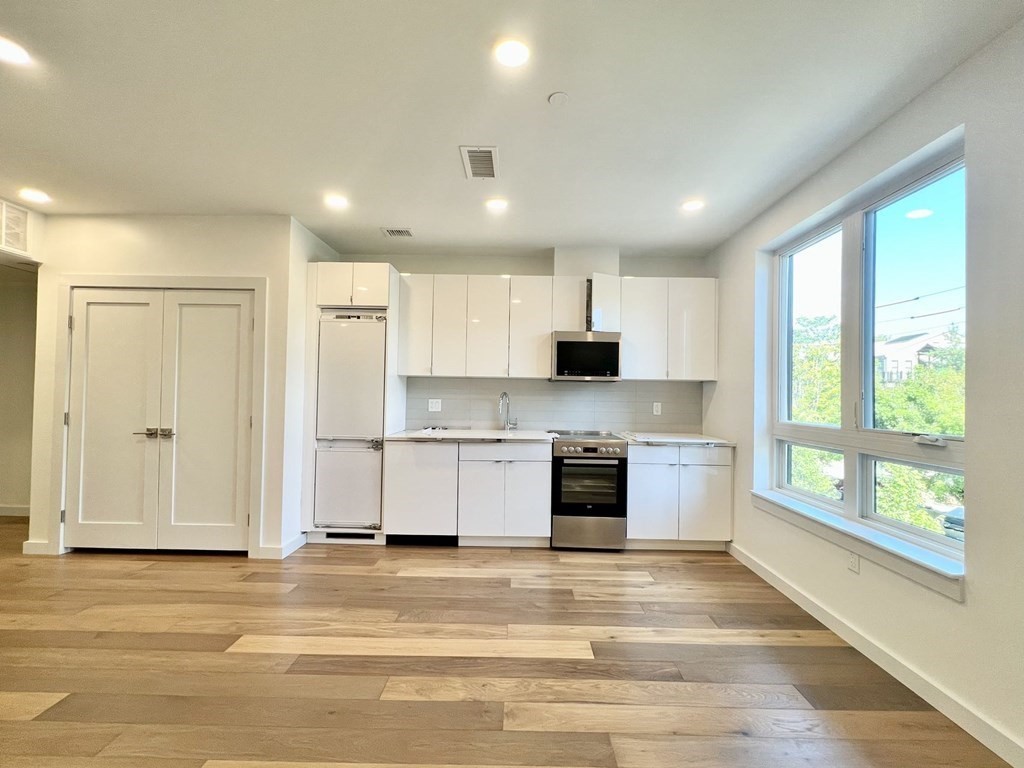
498, 391, 518, 431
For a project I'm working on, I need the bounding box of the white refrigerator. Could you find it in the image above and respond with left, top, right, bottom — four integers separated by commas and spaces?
313, 312, 387, 529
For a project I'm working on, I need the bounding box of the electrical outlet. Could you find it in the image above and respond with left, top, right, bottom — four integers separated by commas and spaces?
652, 402, 662, 416
428, 399, 442, 412
847, 552, 861, 574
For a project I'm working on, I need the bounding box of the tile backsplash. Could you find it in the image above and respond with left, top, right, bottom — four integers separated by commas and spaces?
404, 378, 703, 433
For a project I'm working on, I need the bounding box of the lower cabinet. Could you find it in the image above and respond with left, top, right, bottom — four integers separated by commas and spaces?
626, 444, 733, 542
457, 443, 551, 537
383, 441, 459, 535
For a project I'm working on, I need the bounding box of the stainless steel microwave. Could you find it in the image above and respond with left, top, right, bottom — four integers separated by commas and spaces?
551, 331, 621, 381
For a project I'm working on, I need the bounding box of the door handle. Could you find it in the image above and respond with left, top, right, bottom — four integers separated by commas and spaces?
158, 428, 175, 439
132, 427, 158, 438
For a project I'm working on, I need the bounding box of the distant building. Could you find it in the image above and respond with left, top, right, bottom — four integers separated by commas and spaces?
874, 331, 951, 382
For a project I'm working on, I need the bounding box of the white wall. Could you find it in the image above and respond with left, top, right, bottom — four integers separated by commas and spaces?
705, 21, 1024, 765
25, 215, 305, 558
0, 272, 37, 514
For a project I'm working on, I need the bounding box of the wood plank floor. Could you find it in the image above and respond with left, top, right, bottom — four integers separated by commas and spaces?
0, 518, 1008, 768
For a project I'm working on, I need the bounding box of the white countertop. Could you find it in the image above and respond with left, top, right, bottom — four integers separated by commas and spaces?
386, 429, 555, 443
621, 431, 735, 447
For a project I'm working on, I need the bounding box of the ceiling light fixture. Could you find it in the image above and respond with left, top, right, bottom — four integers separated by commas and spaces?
906, 208, 934, 219
0, 36, 31, 66
485, 198, 509, 212
494, 40, 530, 68
680, 199, 706, 212
324, 193, 349, 210
18, 187, 51, 204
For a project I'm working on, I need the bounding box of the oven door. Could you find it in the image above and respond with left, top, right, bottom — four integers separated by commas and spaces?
552, 456, 627, 518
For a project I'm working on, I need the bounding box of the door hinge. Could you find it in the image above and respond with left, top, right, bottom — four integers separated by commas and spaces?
63, 412, 69, 426
60, 509, 66, 523
252, 317, 255, 331
249, 415, 253, 428
68, 315, 73, 331
247, 514, 250, 525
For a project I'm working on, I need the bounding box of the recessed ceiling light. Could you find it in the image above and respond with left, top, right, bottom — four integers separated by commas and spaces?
324, 193, 349, 210
485, 198, 509, 212
494, 40, 530, 68
680, 199, 706, 212
0, 36, 31, 67
18, 187, 51, 204
906, 209, 934, 219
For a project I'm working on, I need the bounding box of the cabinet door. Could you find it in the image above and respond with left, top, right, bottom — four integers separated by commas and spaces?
678, 464, 732, 541
504, 461, 552, 537
552, 276, 587, 332
399, 274, 433, 375
315, 262, 354, 306
466, 275, 510, 377
64, 289, 165, 549
352, 263, 392, 307
316, 317, 386, 438
314, 445, 382, 528
157, 291, 253, 551
590, 273, 621, 332
668, 278, 718, 380
431, 275, 468, 376
626, 462, 679, 540
457, 460, 505, 536
383, 442, 459, 535
509, 276, 553, 378
621, 277, 668, 380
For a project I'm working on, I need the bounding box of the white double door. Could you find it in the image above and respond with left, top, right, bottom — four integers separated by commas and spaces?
64, 289, 254, 551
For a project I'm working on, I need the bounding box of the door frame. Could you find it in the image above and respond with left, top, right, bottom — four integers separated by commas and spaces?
44, 275, 267, 557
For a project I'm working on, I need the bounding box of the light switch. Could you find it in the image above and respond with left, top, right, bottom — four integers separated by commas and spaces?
428, 399, 442, 412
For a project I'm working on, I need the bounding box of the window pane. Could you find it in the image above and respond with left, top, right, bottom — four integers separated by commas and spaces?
786, 229, 842, 425
785, 443, 844, 501
872, 459, 964, 541
870, 167, 965, 436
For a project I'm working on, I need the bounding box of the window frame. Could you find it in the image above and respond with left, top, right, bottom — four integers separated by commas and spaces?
770, 152, 966, 559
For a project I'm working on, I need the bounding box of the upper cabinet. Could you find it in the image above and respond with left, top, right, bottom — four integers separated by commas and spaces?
590, 273, 622, 332
399, 274, 433, 376
314, 262, 391, 307
621, 278, 669, 380
552, 276, 587, 332
0, 201, 30, 256
466, 275, 511, 377
431, 275, 469, 376
509, 276, 553, 379
668, 278, 717, 381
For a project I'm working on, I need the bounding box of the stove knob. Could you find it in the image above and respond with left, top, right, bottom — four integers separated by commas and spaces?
560, 446, 568, 453
598, 447, 607, 454
575, 446, 583, 454
614, 447, 621, 454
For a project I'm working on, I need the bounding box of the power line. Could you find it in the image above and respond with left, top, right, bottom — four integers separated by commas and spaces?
875, 285, 964, 309
875, 306, 964, 324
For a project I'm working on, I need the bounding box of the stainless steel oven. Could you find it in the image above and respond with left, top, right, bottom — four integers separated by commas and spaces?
551, 432, 627, 550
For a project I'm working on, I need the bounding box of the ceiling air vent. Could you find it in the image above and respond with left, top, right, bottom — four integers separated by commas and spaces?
380, 227, 413, 238
460, 146, 499, 179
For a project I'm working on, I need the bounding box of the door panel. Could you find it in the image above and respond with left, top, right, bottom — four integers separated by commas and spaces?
504, 461, 552, 537
668, 278, 718, 381
627, 463, 679, 540
158, 291, 253, 551
457, 460, 505, 536
509, 276, 553, 378
64, 289, 164, 549
621, 278, 668, 380
466, 275, 510, 377
678, 464, 732, 541
314, 443, 383, 528
431, 275, 468, 376
316, 316, 386, 438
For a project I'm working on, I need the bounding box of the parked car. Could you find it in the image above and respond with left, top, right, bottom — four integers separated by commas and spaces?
942, 506, 965, 542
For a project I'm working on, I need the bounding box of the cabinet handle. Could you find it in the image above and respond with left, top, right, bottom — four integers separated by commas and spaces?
132, 427, 158, 438
158, 427, 175, 439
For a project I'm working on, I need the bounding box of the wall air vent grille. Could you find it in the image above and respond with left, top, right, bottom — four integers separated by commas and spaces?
460, 146, 498, 179
380, 227, 413, 238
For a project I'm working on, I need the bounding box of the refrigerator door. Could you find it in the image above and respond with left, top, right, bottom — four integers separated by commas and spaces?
316, 314, 386, 439
314, 441, 383, 528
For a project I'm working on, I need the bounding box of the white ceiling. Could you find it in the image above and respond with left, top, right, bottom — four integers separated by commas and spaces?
1, 1, 1021, 258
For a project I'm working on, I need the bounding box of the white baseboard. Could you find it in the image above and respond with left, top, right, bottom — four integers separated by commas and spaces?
0, 504, 29, 516
458, 536, 550, 548
305, 530, 386, 546
626, 539, 728, 551
249, 533, 308, 560
729, 543, 1024, 767
22, 539, 66, 555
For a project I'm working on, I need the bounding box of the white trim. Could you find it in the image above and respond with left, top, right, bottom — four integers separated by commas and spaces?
729, 543, 1023, 768
251, 532, 308, 560
458, 536, 552, 548
625, 539, 728, 551
0, 504, 29, 516
22, 539, 68, 555
751, 489, 963, 600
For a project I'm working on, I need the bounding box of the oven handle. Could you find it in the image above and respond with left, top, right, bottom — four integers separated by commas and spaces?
561, 458, 621, 466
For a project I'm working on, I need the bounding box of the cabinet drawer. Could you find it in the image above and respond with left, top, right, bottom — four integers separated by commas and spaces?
678, 446, 732, 466
459, 442, 552, 462
628, 445, 679, 465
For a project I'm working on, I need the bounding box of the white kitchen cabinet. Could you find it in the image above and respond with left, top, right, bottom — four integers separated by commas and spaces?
621, 277, 668, 380
314, 262, 391, 307
466, 275, 511, 377
509, 276, 553, 378
399, 274, 433, 376
457, 459, 505, 536
383, 441, 459, 535
678, 464, 732, 541
590, 273, 621, 332
627, 460, 679, 540
668, 278, 718, 381
431, 275, 468, 376
552, 276, 587, 332
504, 461, 552, 537
458, 443, 551, 537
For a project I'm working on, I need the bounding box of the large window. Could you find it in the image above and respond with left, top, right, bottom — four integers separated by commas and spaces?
773, 159, 965, 553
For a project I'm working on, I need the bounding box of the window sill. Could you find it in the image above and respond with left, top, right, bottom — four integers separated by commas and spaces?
750, 489, 964, 601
